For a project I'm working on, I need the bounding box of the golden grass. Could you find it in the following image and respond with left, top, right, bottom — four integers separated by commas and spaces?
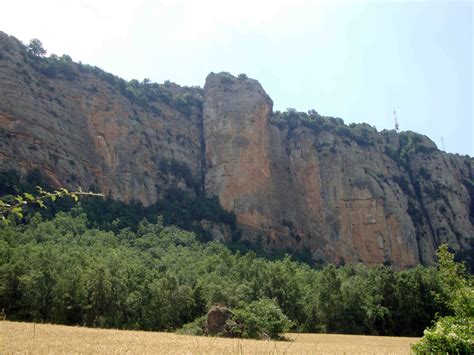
1, 320, 419, 354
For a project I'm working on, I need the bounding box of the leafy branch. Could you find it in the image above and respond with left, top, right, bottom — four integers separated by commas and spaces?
436, 244, 473, 317
0, 186, 103, 224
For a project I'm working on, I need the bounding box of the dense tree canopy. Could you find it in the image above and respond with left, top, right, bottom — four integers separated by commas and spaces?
0, 210, 451, 336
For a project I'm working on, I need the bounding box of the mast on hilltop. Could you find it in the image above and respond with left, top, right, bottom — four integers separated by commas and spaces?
393, 109, 399, 132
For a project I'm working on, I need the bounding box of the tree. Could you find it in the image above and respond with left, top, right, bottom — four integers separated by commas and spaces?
315, 265, 344, 332
233, 298, 293, 339
412, 245, 473, 354
0, 186, 103, 224
436, 244, 473, 317
27, 39, 46, 57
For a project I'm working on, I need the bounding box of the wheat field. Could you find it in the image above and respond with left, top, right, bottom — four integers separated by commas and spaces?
1, 321, 419, 354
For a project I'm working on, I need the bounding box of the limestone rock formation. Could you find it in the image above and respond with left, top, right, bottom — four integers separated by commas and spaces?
0, 31, 472, 267
203, 73, 473, 267
0, 32, 204, 205
204, 73, 276, 236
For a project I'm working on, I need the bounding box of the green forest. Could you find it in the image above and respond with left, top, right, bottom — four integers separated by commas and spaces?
0, 209, 449, 336
0, 169, 473, 352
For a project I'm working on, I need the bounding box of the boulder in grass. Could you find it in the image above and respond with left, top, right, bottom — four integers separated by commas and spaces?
206, 306, 241, 337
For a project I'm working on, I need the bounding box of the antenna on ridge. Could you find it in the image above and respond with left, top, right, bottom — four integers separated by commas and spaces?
441, 136, 445, 151
393, 109, 399, 132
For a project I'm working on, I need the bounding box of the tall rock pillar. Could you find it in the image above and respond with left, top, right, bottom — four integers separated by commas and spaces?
203, 73, 274, 231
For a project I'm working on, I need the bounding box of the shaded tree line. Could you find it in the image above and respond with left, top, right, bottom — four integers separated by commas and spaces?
0, 169, 237, 243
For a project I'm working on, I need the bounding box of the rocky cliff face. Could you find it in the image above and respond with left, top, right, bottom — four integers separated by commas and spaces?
203, 74, 473, 266
204, 73, 276, 236
0, 32, 472, 267
0, 32, 204, 205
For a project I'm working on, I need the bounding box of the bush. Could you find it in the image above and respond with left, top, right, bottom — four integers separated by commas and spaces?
233, 298, 293, 339
392, 175, 412, 196
335, 126, 353, 140
220, 77, 233, 87
384, 145, 399, 162
412, 316, 473, 354
177, 315, 206, 336
412, 245, 474, 354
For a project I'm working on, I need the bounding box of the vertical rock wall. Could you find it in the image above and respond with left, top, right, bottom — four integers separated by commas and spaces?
0, 32, 203, 205
203, 73, 473, 267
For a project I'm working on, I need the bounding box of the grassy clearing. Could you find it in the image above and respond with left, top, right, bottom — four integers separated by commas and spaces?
1, 321, 419, 354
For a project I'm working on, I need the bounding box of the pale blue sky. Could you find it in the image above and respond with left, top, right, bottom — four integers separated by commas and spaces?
2, 0, 473, 155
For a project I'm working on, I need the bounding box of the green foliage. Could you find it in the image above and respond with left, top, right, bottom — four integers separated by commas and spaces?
412, 316, 473, 354
0, 169, 236, 242
304, 264, 445, 336
26, 39, 46, 57
0, 213, 201, 330
335, 124, 376, 146
233, 298, 293, 339
412, 245, 474, 354
0, 211, 448, 336
19, 37, 202, 114
419, 167, 431, 179
0, 170, 456, 339
407, 200, 424, 226
0, 186, 102, 224
384, 145, 400, 163
98, 73, 202, 116
455, 238, 474, 274
270, 108, 323, 133
219, 74, 234, 86
0, 170, 20, 196
171, 92, 203, 116
273, 109, 350, 143
399, 131, 437, 160
392, 175, 412, 196
176, 315, 206, 336
335, 125, 352, 139
26, 53, 78, 81
311, 264, 345, 332
270, 109, 378, 148
436, 245, 473, 317
382, 132, 438, 175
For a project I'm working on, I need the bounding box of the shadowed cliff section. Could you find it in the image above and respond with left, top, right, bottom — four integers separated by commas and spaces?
0, 32, 472, 267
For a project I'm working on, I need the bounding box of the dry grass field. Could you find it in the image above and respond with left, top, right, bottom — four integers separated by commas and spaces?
1, 321, 419, 354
